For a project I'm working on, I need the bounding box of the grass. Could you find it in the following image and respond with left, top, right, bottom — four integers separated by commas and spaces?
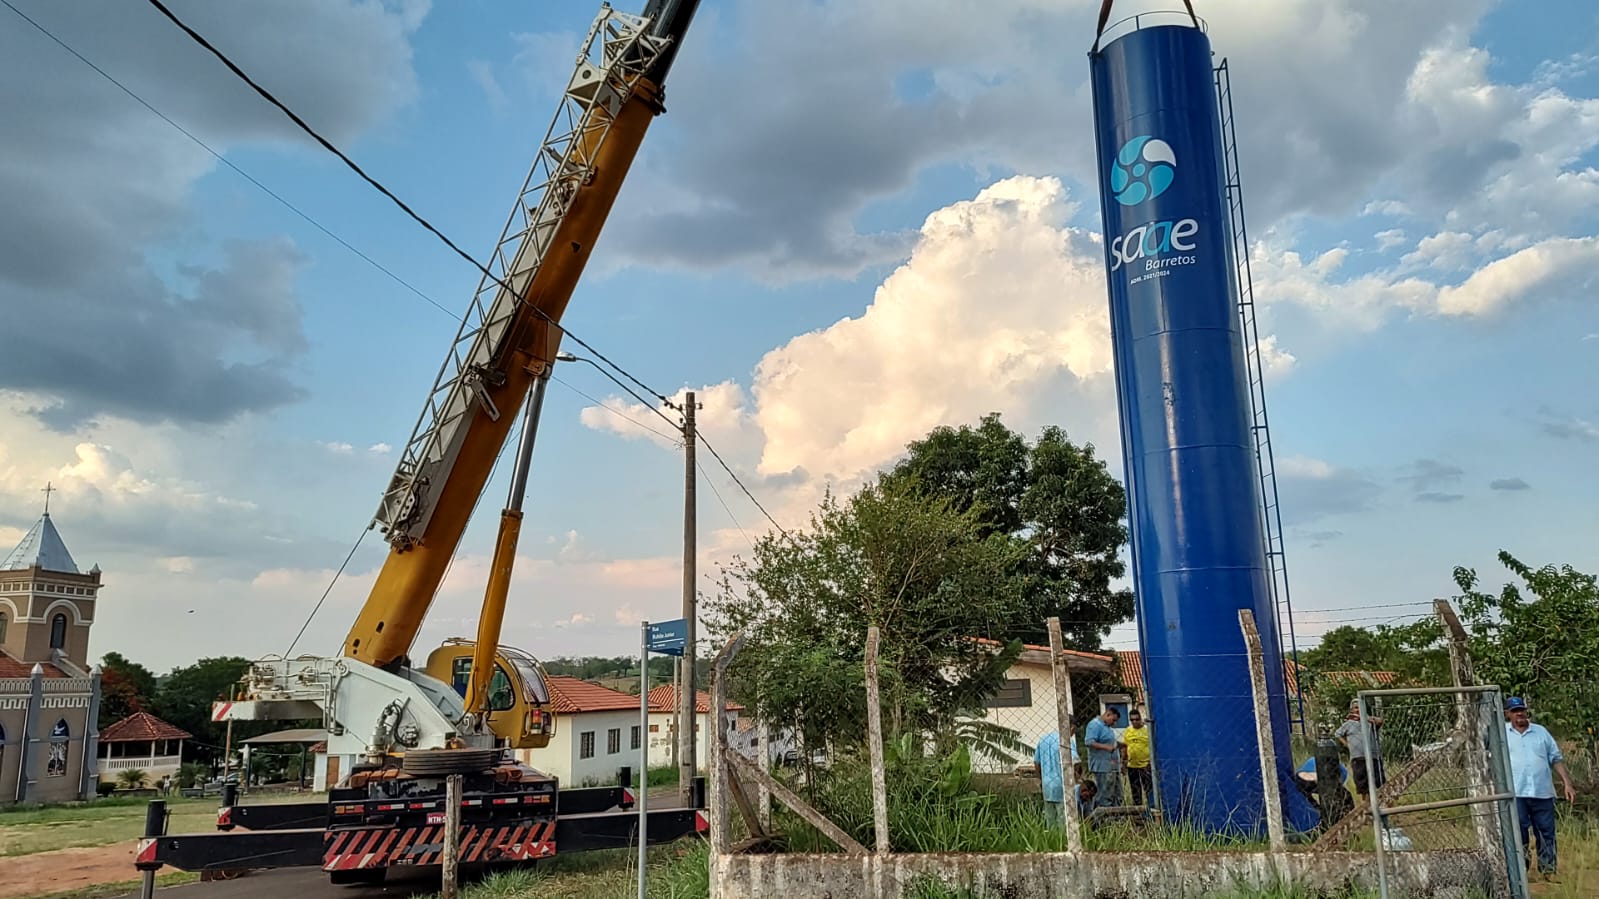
419, 841, 709, 899
0, 791, 319, 857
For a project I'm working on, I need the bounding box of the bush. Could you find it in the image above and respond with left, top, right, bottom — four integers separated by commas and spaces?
96, 781, 118, 797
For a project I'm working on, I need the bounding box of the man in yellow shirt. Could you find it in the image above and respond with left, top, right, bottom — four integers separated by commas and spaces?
1120, 708, 1153, 807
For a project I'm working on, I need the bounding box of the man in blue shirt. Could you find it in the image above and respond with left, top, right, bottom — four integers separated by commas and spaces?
1084, 707, 1123, 808
1503, 697, 1576, 879
1034, 729, 1080, 825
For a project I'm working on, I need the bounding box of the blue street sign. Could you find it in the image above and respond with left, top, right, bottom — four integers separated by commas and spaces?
645, 618, 687, 656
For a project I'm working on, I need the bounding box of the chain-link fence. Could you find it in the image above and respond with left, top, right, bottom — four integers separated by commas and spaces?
1354, 687, 1527, 899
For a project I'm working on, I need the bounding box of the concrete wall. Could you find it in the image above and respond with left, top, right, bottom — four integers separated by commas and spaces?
647, 708, 744, 771
710, 849, 1502, 899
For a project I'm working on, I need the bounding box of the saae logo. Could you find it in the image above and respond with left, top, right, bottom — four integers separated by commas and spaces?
1109, 135, 1176, 206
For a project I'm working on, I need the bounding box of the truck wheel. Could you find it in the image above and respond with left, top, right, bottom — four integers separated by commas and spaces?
401, 747, 500, 776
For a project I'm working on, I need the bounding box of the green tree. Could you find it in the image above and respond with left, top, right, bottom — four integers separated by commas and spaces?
705, 477, 1030, 758
97, 651, 157, 730
882, 413, 1132, 649
1454, 551, 1599, 744
1298, 620, 1447, 732
152, 656, 253, 762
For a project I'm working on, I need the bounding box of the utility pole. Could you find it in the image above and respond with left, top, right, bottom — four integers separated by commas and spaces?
677, 391, 698, 805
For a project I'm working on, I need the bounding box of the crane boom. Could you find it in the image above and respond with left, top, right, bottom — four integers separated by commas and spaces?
346, 1, 698, 671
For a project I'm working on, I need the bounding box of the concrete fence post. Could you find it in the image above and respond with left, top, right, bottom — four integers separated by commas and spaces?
709, 631, 745, 857
1238, 610, 1285, 852
1047, 617, 1082, 854
1435, 600, 1499, 858
864, 626, 890, 855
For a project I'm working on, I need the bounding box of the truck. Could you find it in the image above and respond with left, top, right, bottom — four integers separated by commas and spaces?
135, 0, 704, 884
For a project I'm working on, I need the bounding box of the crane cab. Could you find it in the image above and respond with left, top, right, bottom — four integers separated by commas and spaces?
424, 639, 558, 750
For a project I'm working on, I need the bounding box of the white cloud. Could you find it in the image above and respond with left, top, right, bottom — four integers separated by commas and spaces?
367, 443, 392, 455
320, 441, 355, 455
1375, 229, 1408, 251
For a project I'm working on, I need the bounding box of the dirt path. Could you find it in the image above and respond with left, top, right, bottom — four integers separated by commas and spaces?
0, 840, 143, 899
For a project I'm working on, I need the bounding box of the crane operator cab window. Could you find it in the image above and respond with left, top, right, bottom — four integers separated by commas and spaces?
449, 658, 516, 711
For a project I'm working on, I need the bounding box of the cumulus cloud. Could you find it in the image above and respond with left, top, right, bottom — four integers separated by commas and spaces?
0, 0, 427, 426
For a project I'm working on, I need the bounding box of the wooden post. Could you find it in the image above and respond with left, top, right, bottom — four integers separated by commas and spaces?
726, 752, 868, 855
864, 626, 890, 854
441, 774, 462, 899
709, 631, 745, 855
1238, 610, 1286, 851
1046, 617, 1082, 853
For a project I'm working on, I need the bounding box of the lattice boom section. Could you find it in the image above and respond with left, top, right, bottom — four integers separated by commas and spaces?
372, 6, 668, 547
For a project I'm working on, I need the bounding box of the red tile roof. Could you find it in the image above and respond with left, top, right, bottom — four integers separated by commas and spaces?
1113, 650, 1309, 702
100, 711, 192, 743
646, 684, 744, 714
969, 636, 1113, 665
546, 676, 643, 714
1316, 670, 1400, 688
0, 652, 67, 678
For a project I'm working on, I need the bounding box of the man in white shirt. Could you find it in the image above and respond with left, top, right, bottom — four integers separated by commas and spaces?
1503, 696, 1576, 879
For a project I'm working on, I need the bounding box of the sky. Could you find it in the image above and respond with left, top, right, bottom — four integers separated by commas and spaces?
0, 0, 1595, 674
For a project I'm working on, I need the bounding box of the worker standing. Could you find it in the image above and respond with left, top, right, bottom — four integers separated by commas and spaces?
1120, 708, 1153, 807
1084, 707, 1123, 808
1504, 696, 1576, 882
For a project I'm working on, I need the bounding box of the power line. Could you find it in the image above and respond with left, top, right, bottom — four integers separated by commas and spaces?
1, 0, 461, 324
142, 0, 673, 410
551, 374, 681, 445
693, 427, 788, 537
696, 458, 754, 551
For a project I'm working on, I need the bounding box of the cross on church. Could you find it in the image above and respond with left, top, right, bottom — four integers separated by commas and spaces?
41, 481, 55, 514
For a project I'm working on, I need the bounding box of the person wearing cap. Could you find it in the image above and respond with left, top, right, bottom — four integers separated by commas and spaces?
1503, 696, 1575, 879
1335, 699, 1384, 803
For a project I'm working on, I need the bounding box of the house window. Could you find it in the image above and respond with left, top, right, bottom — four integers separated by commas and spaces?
49, 613, 67, 650
631, 726, 641, 750
0, 611, 7, 643
984, 678, 1032, 709
607, 728, 621, 754
579, 731, 595, 759
47, 719, 68, 777
649, 724, 659, 733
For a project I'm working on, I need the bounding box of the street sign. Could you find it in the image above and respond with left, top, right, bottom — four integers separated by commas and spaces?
646, 618, 687, 656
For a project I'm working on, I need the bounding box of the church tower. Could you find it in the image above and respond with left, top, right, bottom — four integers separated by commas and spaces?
0, 484, 99, 674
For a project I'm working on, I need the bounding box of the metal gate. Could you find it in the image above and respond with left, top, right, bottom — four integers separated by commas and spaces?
1355, 686, 1529, 899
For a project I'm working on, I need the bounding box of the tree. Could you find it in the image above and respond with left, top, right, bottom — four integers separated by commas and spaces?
1297, 620, 1447, 731
152, 656, 253, 762
98, 651, 157, 730
705, 477, 1030, 758
1454, 552, 1599, 743
882, 413, 1132, 649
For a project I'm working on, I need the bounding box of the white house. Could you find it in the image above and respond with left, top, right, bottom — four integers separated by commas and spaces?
514, 676, 646, 787
962, 638, 1116, 775
645, 685, 745, 771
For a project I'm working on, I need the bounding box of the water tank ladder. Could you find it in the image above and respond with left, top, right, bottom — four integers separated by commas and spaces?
1214, 59, 1307, 735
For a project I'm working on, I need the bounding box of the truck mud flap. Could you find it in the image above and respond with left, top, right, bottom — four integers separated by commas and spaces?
137, 828, 325, 872
326, 820, 559, 871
